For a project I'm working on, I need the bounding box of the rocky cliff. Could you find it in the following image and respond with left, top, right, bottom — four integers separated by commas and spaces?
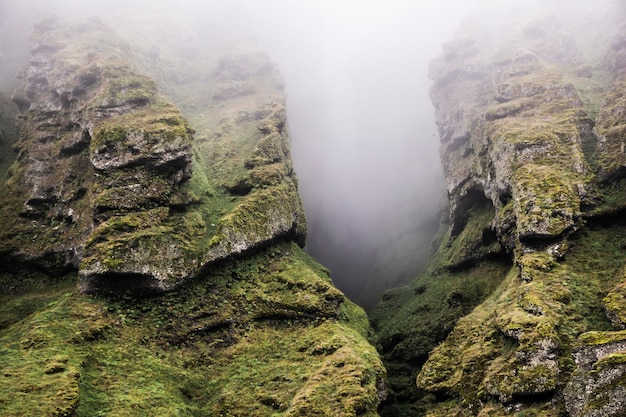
1, 17, 308, 293
0, 18, 385, 416
372, 3, 626, 416
5, 4, 626, 417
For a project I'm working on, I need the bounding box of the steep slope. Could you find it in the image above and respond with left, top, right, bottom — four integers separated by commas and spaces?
372, 3, 626, 416
0, 18, 386, 416
0, 243, 386, 416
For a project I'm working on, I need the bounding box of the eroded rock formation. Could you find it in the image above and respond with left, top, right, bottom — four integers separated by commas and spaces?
0, 18, 307, 293
0, 18, 385, 416
372, 3, 626, 416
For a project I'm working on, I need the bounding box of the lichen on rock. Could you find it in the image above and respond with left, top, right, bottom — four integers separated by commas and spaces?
564, 332, 626, 417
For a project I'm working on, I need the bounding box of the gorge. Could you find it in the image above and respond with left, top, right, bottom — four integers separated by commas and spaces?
1, 1, 626, 416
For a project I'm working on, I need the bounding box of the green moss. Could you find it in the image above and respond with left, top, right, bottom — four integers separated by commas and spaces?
603, 278, 626, 328
92, 169, 172, 211
340, 298, 373, 340
513, 163, 582, 239
95, 99, 189, 139
595, 81, 626, 180
372, 10, 626, 416
592, 178, 626, 215
579, 330, 626, 346
406, 50, 595, 411
102, 72, 156, 105
517, 251, 558, 282
81, 208, 188, 275
0, 93, 18, 183
90, 98, 192, 163
0, 17, 379, 416
372, 258, 511, 362
199, 322, 382, 416
595, 352, 626, 367
0, 280, 112, 417
209, 180, 305, 250
92, 125, 127, 147
411, 220, 626, 413
1, 243, 384, 416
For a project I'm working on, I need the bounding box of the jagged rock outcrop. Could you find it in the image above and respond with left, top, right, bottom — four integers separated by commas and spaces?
0, 18, 307, 292
0, 17, 386, 417
2, 18, 194, 285
564, 331, 626, 417
372, 3, 626, 416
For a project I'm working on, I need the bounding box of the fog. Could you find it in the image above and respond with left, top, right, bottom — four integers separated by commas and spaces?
0, 0, 571, 308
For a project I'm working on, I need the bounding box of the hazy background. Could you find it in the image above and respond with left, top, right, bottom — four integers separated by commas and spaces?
0, 0, 524, 309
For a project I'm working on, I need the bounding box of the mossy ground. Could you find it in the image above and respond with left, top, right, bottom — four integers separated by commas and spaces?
0, 242, 384, 416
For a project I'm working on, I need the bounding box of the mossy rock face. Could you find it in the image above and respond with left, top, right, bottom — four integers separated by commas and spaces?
410, 219, 626, 416
0, 91, 17, 194
0, 17, 384, 417
0, 18, 200, 290
0, 243, 386, 416
107, 21, 307, 291
0, 18, 307, 293
603, 267, 626, 330
583, 24, 626, 214
0, 92, 17, 148
373, 5, 626, 416
428, 18, 590, 259
596, 80, 626, 183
